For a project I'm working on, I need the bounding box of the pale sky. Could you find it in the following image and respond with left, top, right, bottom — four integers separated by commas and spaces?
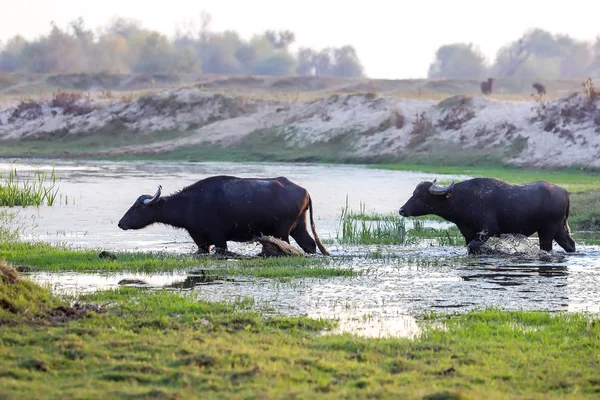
1, 0, 599, 79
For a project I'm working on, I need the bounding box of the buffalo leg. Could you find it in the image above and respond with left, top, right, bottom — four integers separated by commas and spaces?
467, 239, 486, 255
465, 232, 489, 255
554, 225, 576, 253
538, 229, 556, 252
195, 244, 211, 254
290, 213, 317, 254
212, 236, 229, 256
190, 232, 212, 254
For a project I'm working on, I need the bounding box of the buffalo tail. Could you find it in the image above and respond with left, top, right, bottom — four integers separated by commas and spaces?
308, 196, 330, 256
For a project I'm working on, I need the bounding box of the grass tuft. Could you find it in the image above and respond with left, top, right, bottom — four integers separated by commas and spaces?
0, 165, 60, 207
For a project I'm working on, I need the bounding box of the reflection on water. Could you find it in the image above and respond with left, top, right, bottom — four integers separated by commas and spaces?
4, 159, 600, 337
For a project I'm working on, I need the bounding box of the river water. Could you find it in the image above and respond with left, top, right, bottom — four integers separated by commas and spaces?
2, 159, 599, 338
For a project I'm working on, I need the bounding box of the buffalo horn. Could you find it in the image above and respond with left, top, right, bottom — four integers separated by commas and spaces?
428, 180, 455, 196
143, 185, 162, 205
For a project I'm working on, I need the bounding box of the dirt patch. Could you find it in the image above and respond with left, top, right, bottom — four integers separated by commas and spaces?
44, 303, 107, 323
1, 260, 21, 284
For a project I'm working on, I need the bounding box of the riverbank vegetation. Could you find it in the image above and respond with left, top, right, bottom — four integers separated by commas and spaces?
1, 263, 600, 399
0, 166, 60, 207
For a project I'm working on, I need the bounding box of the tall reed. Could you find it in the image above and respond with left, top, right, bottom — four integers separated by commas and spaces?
0, 166, 60, 207
336, 196, 408, 245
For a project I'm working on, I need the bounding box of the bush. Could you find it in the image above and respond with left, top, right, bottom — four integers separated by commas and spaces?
9, 99, 43, 122
50, 90, 95, 115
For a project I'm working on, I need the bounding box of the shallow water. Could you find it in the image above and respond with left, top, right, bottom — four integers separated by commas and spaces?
3, 159, 600, 337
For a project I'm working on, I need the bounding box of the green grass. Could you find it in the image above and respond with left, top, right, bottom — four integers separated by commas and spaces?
570, 189, 600, 230
0, 240, 352, 278
2, 268, 600, 399
335, 196, 408, 245
408, 220, 464, 246
334, 197, 465, 246
373, 163, 600, 193
0, 166, 60, 207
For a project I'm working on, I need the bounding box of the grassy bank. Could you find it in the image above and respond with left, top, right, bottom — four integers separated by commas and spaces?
2, 264, 600, 399
373, 163, 600, 192
0, 241, 351, 278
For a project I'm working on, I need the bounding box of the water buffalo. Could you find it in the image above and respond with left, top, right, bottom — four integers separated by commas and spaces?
398, 178, 576, 254
480, 78, 494, 95
532, 82, 546, 95
118, 175, 330, 256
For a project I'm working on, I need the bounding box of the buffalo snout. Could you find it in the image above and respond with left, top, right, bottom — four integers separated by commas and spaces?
399, 207, 407, 217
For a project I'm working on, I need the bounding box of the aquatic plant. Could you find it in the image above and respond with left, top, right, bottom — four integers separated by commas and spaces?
407, 219, 463, 246
336, 196, 408, 245
0, 166, 60, 207
335, 196, 462, 246
0, 210, 20, 242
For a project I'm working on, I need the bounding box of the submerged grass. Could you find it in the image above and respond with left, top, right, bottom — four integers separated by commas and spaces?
0, 166, 60, 207
2, 269, 600, 399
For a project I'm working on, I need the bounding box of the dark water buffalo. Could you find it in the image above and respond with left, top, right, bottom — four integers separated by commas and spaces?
532, 82, 546, 95
398, 178, 576, 254
480, 78, 494, 95
118, 175, 329, 256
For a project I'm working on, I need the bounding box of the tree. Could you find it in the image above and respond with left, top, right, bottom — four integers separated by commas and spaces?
296, 47, 317, 76
91, 34, 130, 73
295, 46, 364, 77
0, 14, 368, 78
134, 32, 177, 73
253, 53, 295, 76
0, 35, 28, 71
492, 29, 594, 78
588, 37, 600, 77
331, 46, 364, 77
198, 31, 242, 74
264, 30, 296, 50
428, 43, 488, 79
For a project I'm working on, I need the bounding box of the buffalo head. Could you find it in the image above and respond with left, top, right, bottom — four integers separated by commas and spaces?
118, 185, 162, 230
399, 179, 455, 217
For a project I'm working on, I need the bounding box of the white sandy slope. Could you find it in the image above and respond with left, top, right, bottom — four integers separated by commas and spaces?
0, 88, 599, 168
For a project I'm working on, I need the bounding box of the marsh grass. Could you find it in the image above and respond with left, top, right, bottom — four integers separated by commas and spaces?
408, 220, 463, 246
2, 276, 600, 399
0, 239, 351, 278
0, 166, 60, 207
336, 196, 408, 245
336, 197, 463, 246
205, 256, 355, 278
0, 210, 20, 242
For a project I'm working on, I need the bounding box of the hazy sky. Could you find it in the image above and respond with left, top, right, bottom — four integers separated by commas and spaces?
1, 0, 598, 79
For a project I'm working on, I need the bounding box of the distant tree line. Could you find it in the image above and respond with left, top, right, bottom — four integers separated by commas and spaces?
0, 13, 364, 78
428, 28, 600, 80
